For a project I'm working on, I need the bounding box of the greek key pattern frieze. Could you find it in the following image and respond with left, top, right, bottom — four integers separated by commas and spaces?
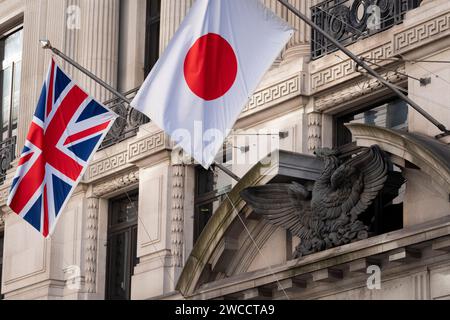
311, 43, 392, 92
87, 151, 128, 181
128, 131, 166, 161
394, 12, 450, 54
242, 76, 300, 114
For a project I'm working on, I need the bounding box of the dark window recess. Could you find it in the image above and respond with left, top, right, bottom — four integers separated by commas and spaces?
105, 193, 139, 300
194, 167, 215, 243
336, 97, 408, 147
145, 0, 161, 76
358, 165, 405, 237
0, 231, 4, 300
335, 98, 406, 238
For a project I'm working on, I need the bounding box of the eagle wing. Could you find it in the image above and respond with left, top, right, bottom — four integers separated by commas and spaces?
332, 145, 388, 220
240, 182, 314, 239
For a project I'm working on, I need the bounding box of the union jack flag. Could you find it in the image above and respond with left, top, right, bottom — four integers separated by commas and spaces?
7, 59, 117, 237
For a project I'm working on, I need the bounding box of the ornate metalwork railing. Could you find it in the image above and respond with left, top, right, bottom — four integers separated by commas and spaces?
0, 136, 16, 184
311, 0, 422, 60
100, 87, 150, 149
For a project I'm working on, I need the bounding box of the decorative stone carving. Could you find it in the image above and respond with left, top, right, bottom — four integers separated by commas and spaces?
0, 211, 5, 229
86, 131, 168, 184
242, 75, 301, 114
241, 146, 392, 258
85, 197, 99, 293
307, 112, 322, 152
311, 42, 393, 92
92, 170, 139, 197
128, 131, 167, 163
394, 11, 450, 55
87, 150, 129, 181
315, 64, 407, 112
171, 165, 185, 268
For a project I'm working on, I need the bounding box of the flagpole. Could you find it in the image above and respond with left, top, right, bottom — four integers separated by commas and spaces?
276, 0, 450, 138
39, 39, 242, 182
39, 39, 132, 105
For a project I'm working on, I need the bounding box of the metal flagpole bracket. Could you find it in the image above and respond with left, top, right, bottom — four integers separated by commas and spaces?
39, 39, 132, 105
276, 0, 450, 138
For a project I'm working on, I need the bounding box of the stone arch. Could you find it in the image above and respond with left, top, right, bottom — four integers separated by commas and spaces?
346, 124, 450, 193
177, 125, 450, 298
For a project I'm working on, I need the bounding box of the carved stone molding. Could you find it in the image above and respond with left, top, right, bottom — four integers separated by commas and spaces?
0, 186, 9, 207
394, 11, 450, 55
0, 211, 5, 229
242, 75, 301, 115
85, 197, 99, 294
311, 42, 393, 92
87, 150, 129, 182
85, 131, 168, 184
128, 131, 167, 163
315, 65, 407, 112
171, 165, 185, 268
92, 170, 139, 197
307, 112, 322, 152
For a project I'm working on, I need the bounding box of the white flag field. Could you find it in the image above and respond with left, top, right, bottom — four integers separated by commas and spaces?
131, 0, 294, 168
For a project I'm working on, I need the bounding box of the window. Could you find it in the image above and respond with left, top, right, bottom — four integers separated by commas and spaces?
0, 28, 22, 142
194, 168, 215, 243
335, 98, 406, 237
144, 0, 161, 76
0, 231, 4, 300
336, 97, 408, 147
105, 193, 139, 300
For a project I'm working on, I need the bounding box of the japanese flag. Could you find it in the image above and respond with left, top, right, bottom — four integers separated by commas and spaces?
131, 0, 294, 168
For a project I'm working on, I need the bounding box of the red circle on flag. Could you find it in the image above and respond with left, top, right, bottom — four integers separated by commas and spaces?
184, 33, 238, 101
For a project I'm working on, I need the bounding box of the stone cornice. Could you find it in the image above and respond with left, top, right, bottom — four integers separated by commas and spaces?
314, 64, 407, 113
92, 170, 139, 197
394, 11, 450, 55
241, 74, 303, 117
84, 130, 169, 184
311, 42, 393, 93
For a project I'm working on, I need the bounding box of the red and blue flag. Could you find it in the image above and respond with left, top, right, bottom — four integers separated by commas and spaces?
7, 59, 117, 237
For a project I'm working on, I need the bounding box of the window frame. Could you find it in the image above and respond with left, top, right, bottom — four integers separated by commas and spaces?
105, 192, 139, 300
144, 0, 161, 77
334, 94, 408, 148
0, 25, 23, 143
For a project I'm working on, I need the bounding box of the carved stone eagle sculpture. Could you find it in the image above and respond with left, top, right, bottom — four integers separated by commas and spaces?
240, 145, 388, 258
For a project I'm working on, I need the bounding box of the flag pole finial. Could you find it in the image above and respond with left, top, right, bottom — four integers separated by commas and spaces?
39, 39, 52, 50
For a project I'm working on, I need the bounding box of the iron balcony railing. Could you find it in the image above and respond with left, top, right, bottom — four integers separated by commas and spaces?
311, 0, 422, 60
0, 136, 16, 184
100, 87, 150, 149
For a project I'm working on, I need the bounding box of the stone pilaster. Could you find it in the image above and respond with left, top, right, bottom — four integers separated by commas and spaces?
159, 0, 194, 54
0, 211, 5, 230
63, 0, 81, 77
263, 0, 314, 58
308, 112, 322, 153
171, 165, 185, 269
79, 0, 120, 101
17, 0, 66, 155
85, 197, 99, 294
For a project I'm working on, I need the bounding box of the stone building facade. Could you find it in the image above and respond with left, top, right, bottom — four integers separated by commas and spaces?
0, 0, 450, 300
